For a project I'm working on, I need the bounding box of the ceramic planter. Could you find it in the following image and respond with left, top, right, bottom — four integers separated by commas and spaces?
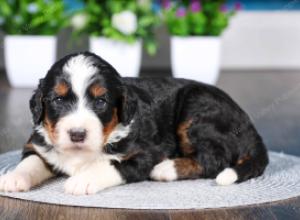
171, 36, 221, 85
4, 35, 57, 88
90, 37, 142, 77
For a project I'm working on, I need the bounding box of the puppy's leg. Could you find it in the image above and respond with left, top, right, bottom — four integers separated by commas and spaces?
64, 152, 158, 195
150, 158, 203, 181
64, 159, 124, 195
0, 155, 54, 192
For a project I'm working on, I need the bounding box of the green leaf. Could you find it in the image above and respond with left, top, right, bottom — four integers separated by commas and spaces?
163, 0, 234, 36
145, 40, 157, 56
0, 0, 67, 35
71, 0, 159, 55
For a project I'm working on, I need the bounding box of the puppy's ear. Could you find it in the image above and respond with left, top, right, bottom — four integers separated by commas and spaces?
118, 86, 137, 125
30, 79, 45, 125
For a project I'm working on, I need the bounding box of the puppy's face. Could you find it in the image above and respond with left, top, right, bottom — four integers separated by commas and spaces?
30, 53, 131, 154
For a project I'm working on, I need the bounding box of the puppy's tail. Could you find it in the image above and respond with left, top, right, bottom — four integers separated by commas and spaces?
216, 144, 269, 186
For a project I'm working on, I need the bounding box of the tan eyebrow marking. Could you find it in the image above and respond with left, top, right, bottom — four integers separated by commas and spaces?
54, 82, 69, 96
90, 84, 107, 97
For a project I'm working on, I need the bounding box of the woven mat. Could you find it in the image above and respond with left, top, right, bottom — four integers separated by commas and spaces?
0, 150, 299, 209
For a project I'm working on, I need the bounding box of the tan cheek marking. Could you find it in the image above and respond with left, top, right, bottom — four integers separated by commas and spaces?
90, 84, 107, 97
177, 119, 194, 156
54, 82, 69, 96
103, 108, 119, 144
174, 158, 203, 179
43, 113, 57, 144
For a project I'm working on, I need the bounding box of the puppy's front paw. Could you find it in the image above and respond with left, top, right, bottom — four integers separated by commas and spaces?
0, 171, 31, 192
64, 160, 123, 195
64, 175, 100, 196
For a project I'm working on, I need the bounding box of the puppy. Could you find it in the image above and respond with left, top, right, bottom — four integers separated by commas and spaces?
0, 52, 268, 195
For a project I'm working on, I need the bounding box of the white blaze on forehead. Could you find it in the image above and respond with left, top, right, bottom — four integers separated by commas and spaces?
63, 54, 97, 100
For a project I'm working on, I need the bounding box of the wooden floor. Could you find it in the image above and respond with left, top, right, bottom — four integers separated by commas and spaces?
0, 70, 300, 219
0, 196, 300, 220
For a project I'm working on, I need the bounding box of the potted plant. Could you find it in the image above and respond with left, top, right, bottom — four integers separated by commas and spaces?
71, 0, 158, 77
162, 0, 239, 84
0, 0, 67, 88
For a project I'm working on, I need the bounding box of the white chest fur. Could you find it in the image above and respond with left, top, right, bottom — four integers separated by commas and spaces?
33, 144, 120, 176
105, 121, 133, 144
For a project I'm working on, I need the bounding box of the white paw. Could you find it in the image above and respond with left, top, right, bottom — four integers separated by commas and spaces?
216, 168, 238, 186
64, 160, 124, 195
64, 175, 101, 196
150, 159, 178, 182
0, 171, 31, 192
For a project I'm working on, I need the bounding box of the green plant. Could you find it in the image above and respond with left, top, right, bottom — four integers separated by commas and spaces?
71, 0, 160, 55
0, 0, 68, 35
162, 0, 238, 36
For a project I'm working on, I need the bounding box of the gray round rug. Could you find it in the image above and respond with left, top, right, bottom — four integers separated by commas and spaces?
0, 150, 299, 209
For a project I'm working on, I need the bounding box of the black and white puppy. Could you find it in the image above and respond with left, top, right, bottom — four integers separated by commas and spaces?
0, 52, 268, 195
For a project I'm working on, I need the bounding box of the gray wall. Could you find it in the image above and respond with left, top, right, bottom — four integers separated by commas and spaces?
221, 12, 300, 70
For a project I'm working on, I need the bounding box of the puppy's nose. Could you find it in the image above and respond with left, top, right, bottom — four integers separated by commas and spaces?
69, 128, 87, 143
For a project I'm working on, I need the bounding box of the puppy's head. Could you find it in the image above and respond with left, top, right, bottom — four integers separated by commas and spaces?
30, 52, 135, 153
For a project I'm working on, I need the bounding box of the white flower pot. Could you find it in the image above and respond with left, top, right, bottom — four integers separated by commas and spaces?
171, 36, 221, 85
90, 37, 142, 77
4, 35, 56, 88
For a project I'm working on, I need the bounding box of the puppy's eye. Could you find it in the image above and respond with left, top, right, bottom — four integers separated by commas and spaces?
95, 98, 106, 109
53, 96, 64, 103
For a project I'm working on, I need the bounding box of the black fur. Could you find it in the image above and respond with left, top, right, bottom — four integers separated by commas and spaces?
29, 79, 44, 125
26, 52, 269, 184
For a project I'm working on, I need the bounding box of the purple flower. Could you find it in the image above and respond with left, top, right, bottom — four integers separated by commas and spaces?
234, 2, 242, 11
176, 7, 186, 17
190, 1, 202, 12
220, 4, 228, 12
162, 0, 171, 9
